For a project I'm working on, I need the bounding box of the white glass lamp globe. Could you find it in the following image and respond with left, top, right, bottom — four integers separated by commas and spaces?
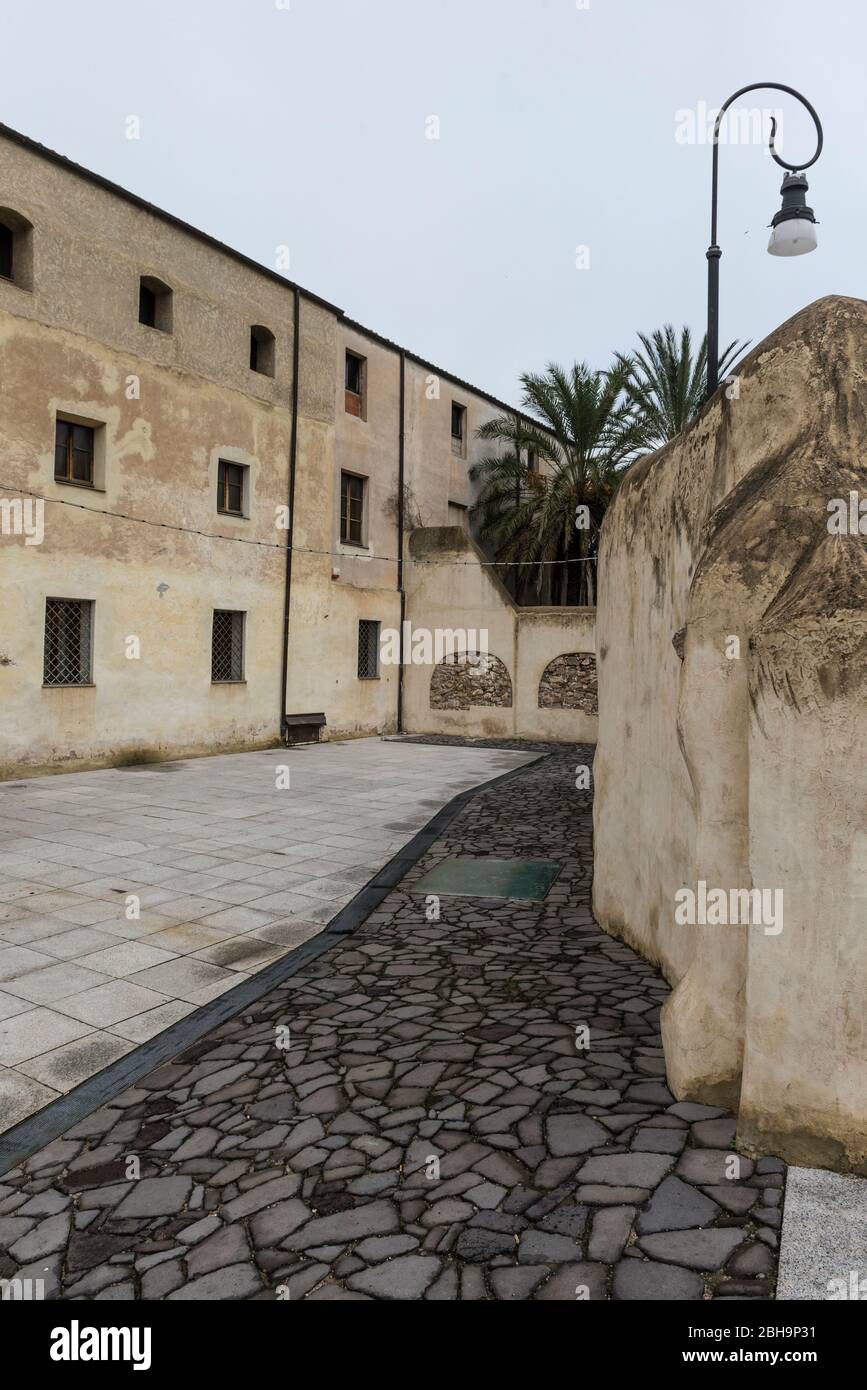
767, 218, 818, 256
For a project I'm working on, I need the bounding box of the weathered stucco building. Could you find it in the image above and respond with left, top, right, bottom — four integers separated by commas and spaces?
0, 125, 597, 776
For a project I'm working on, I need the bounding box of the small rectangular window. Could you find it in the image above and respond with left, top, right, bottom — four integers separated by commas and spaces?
451, 402, 466, 455
527, 449, 538, 472
357, 620, 380, 680
44, 599, 93, 686
345, 351, 365, 416
54, 420, 94, 485
0, 224, 12, 280
218, 460, 247, 516
138, 276, 173, 332
250, 325, 276, 377
340, 471, 365, 545
212, 610, 245, 682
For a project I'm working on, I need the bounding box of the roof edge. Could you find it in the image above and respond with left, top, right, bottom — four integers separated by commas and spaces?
0, 122, 541, 429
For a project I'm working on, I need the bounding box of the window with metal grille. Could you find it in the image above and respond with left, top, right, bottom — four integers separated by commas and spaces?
43, 598, 93, 686
218, 460, 247, 516
54, 420, 94, 485
212, 610, 245, 682
357, 619, 380, 680
345, 351, 365, 416
341, 471, 365, 545
0, 223, 12, 279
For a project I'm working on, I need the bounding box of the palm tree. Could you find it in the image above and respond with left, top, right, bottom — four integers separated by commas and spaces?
470, 360, 648, 606
618, 324, 747, 448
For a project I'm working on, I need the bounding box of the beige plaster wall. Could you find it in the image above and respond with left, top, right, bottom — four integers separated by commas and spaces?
0, 313, 292, 775
0, 129, 561, 765
404, 527, 597, 743
593, 295, 867, 1173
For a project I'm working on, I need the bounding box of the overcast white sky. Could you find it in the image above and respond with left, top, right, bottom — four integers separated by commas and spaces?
3, 0, 862, 404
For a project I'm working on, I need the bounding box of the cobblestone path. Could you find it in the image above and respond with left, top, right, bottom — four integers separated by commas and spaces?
0, 745, 784, 1300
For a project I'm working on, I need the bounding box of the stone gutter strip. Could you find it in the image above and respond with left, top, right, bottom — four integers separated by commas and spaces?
0, 754, 548, 1179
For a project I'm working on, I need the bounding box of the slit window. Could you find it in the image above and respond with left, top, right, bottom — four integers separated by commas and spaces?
211, 610, 245, 682
357, 620, 380, 680
55, 420, 94, 485
44, 599, 94, 686
218, 460, 247, 516
340, 471, 365, 545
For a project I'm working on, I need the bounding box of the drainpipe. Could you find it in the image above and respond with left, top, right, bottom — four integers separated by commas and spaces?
279, 286, 301, 744
396, 349, 406, 733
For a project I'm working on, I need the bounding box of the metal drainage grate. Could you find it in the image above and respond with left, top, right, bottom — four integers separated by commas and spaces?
411, 856, 562, 902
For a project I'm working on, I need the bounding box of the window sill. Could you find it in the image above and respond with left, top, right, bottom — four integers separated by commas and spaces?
53, 478, 102, 492
338, 541, 372, 557
42, 683, 96, 690
217, 510, 248, 520
0, 274, 31, 293
211, 679, 247, 686
358, 676, 381, 682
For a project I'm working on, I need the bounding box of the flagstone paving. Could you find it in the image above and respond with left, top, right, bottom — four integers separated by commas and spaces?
0, 739, 533, 1131
0, 742, 785, 1300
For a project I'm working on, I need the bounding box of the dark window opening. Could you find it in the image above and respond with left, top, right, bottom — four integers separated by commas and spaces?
340, 471, 365, 545
212, 610, 245, 682
138, 276, 173, 332
0, 223, 13, 280
357, 620, 380, 680
451, 402, 467, 455
0, 209, 33, 289
54, 420, 95, 485
44, 598, 93, 686
345, 351, 365, 416
218, 459, 246, 516
250, 325, 276, 377
527, 449, 538, 472
139, 282, 156, 327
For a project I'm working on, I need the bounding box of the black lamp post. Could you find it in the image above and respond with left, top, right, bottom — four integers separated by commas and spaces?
706, 82, 823, 399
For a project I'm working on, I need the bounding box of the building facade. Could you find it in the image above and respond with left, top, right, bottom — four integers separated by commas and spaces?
0, 125, 563, 777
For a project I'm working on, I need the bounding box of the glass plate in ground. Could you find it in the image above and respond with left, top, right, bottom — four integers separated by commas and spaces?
411, 856, 562, 901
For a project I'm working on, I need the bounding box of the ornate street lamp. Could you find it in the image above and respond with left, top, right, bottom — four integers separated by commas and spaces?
706, 82, 823, 398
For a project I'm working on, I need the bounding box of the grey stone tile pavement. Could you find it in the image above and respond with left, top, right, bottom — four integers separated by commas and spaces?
0, 740, 534, 1129
0, 743, 791, 1300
